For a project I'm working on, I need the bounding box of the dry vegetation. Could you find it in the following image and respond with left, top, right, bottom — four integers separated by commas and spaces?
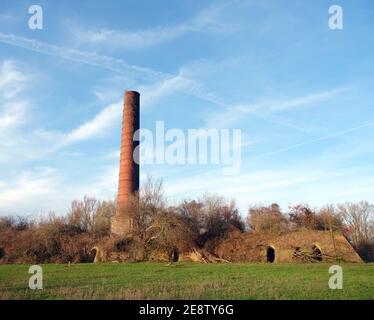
0, 177, 373, 264
0, 198, 115, 264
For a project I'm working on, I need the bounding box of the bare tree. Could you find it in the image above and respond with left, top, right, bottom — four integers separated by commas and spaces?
248, 203, 288, 234
93, 200, 116, 236
178, 200, 204, 239
202, 195, 244, 240
140, 175, 165, 209
288, 204, 324, 230
317, 205, 343, 231
129, 176, 166, 240
68, 197, 95, 232
67, 196, 106, 234
337, 201, 374, 246
178, 194, 245, 246
144, 209, 193, 257
121, 176, 194, 260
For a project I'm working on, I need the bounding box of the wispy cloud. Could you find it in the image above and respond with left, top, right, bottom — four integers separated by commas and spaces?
15, 100, 123, 160
0, 32, 229, 110
72, 2, 233, 50
0, 166, 118, 215
0, 13, 16, 23
0, 32, 163, 82
206, 88, 343, 128
0, 58, 123, 162
0, 168, 58, 214
0, 60, 27, 99
0, 101, 28, 131
163, 158, 374, 213
0, 61, 29, 134
254, 119, 374, 159
62, 101, 121, 145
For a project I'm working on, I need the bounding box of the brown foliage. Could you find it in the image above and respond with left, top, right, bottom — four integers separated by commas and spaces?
179, 195, 245, 247
247, 203, 288, 234
67, 196, 115, 236
337, 201, 374, 261
287, 204, 344, 232
337, 201, 374, 246
124, 177, 194, 260
0, 177, 372, 264
288, 204, 323, 230
0, 197, 115, 264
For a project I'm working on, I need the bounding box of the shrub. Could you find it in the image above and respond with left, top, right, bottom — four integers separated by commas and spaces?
247, 203, 288, 234
179, 195, 245, 247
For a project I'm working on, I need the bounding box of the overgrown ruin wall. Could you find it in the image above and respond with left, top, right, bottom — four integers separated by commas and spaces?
90, 230, 362, 264
214, 230, 362, 263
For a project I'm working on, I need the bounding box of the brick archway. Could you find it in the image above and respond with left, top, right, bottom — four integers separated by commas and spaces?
266, 246, 275, 263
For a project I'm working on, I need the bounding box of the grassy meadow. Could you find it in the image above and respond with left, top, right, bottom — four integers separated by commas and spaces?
0, 262, 373, 300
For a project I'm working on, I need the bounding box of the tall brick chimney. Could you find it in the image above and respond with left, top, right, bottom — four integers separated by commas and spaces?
111, 91, 140, 236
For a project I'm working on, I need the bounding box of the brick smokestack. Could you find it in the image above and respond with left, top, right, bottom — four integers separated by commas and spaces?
111, 91, 140, 236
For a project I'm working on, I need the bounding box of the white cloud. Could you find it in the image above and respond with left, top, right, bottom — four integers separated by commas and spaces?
0, 61, 29, 136
0, 100, 28, 129
0, 13, 16, 24
0, 168, 58, 214
0, 33, 231, 112
0, 96, 122, 163
63, 101, 121, 144
5, 100, 123, 161
206, 88, 343, 128
253, 120, 374, 159
72, 3, 232, 50
80, 24, 189, 49
0, 57, 128, 165
0, 166, 118, 215
0, 60, 27, 99
0, 32, 163, 82
140, 74, 190, 109
161, 160, 374, 214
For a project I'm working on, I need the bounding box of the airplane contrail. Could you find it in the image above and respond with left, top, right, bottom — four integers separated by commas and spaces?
256, 120, 374, 158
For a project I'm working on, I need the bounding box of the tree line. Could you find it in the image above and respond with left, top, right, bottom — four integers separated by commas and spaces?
0, 177, 373, 263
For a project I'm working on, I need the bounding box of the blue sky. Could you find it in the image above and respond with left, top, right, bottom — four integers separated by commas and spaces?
1, 0, 374, 216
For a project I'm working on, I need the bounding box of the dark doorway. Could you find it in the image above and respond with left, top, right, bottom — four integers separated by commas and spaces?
88, 248, 97, 263
311, 245, 323, 261
171, 249, 179, 262
266, 246, 275, 263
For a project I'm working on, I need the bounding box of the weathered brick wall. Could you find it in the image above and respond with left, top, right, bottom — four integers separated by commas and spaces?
111, 91, 140, 236
215, 230, 362, 263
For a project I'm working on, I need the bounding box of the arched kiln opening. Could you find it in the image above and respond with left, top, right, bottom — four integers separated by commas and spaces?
311, 245, 323, 262
266, 246, 275, 263
89, 247, 98, 263
170, 248, 179, 262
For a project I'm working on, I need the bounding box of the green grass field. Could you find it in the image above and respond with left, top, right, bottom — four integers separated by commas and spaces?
0, 263, 373, 300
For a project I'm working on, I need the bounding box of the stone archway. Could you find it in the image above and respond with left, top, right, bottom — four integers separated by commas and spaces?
90, 246, 104, 263
266, 246, 275, 263
170, 248, 179, 262
311, 244, 323, 262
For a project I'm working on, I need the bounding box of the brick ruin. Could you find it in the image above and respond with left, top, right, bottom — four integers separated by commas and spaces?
111, 91, 140, 236
106, 90, 362, 263
213, 229, 362, 263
